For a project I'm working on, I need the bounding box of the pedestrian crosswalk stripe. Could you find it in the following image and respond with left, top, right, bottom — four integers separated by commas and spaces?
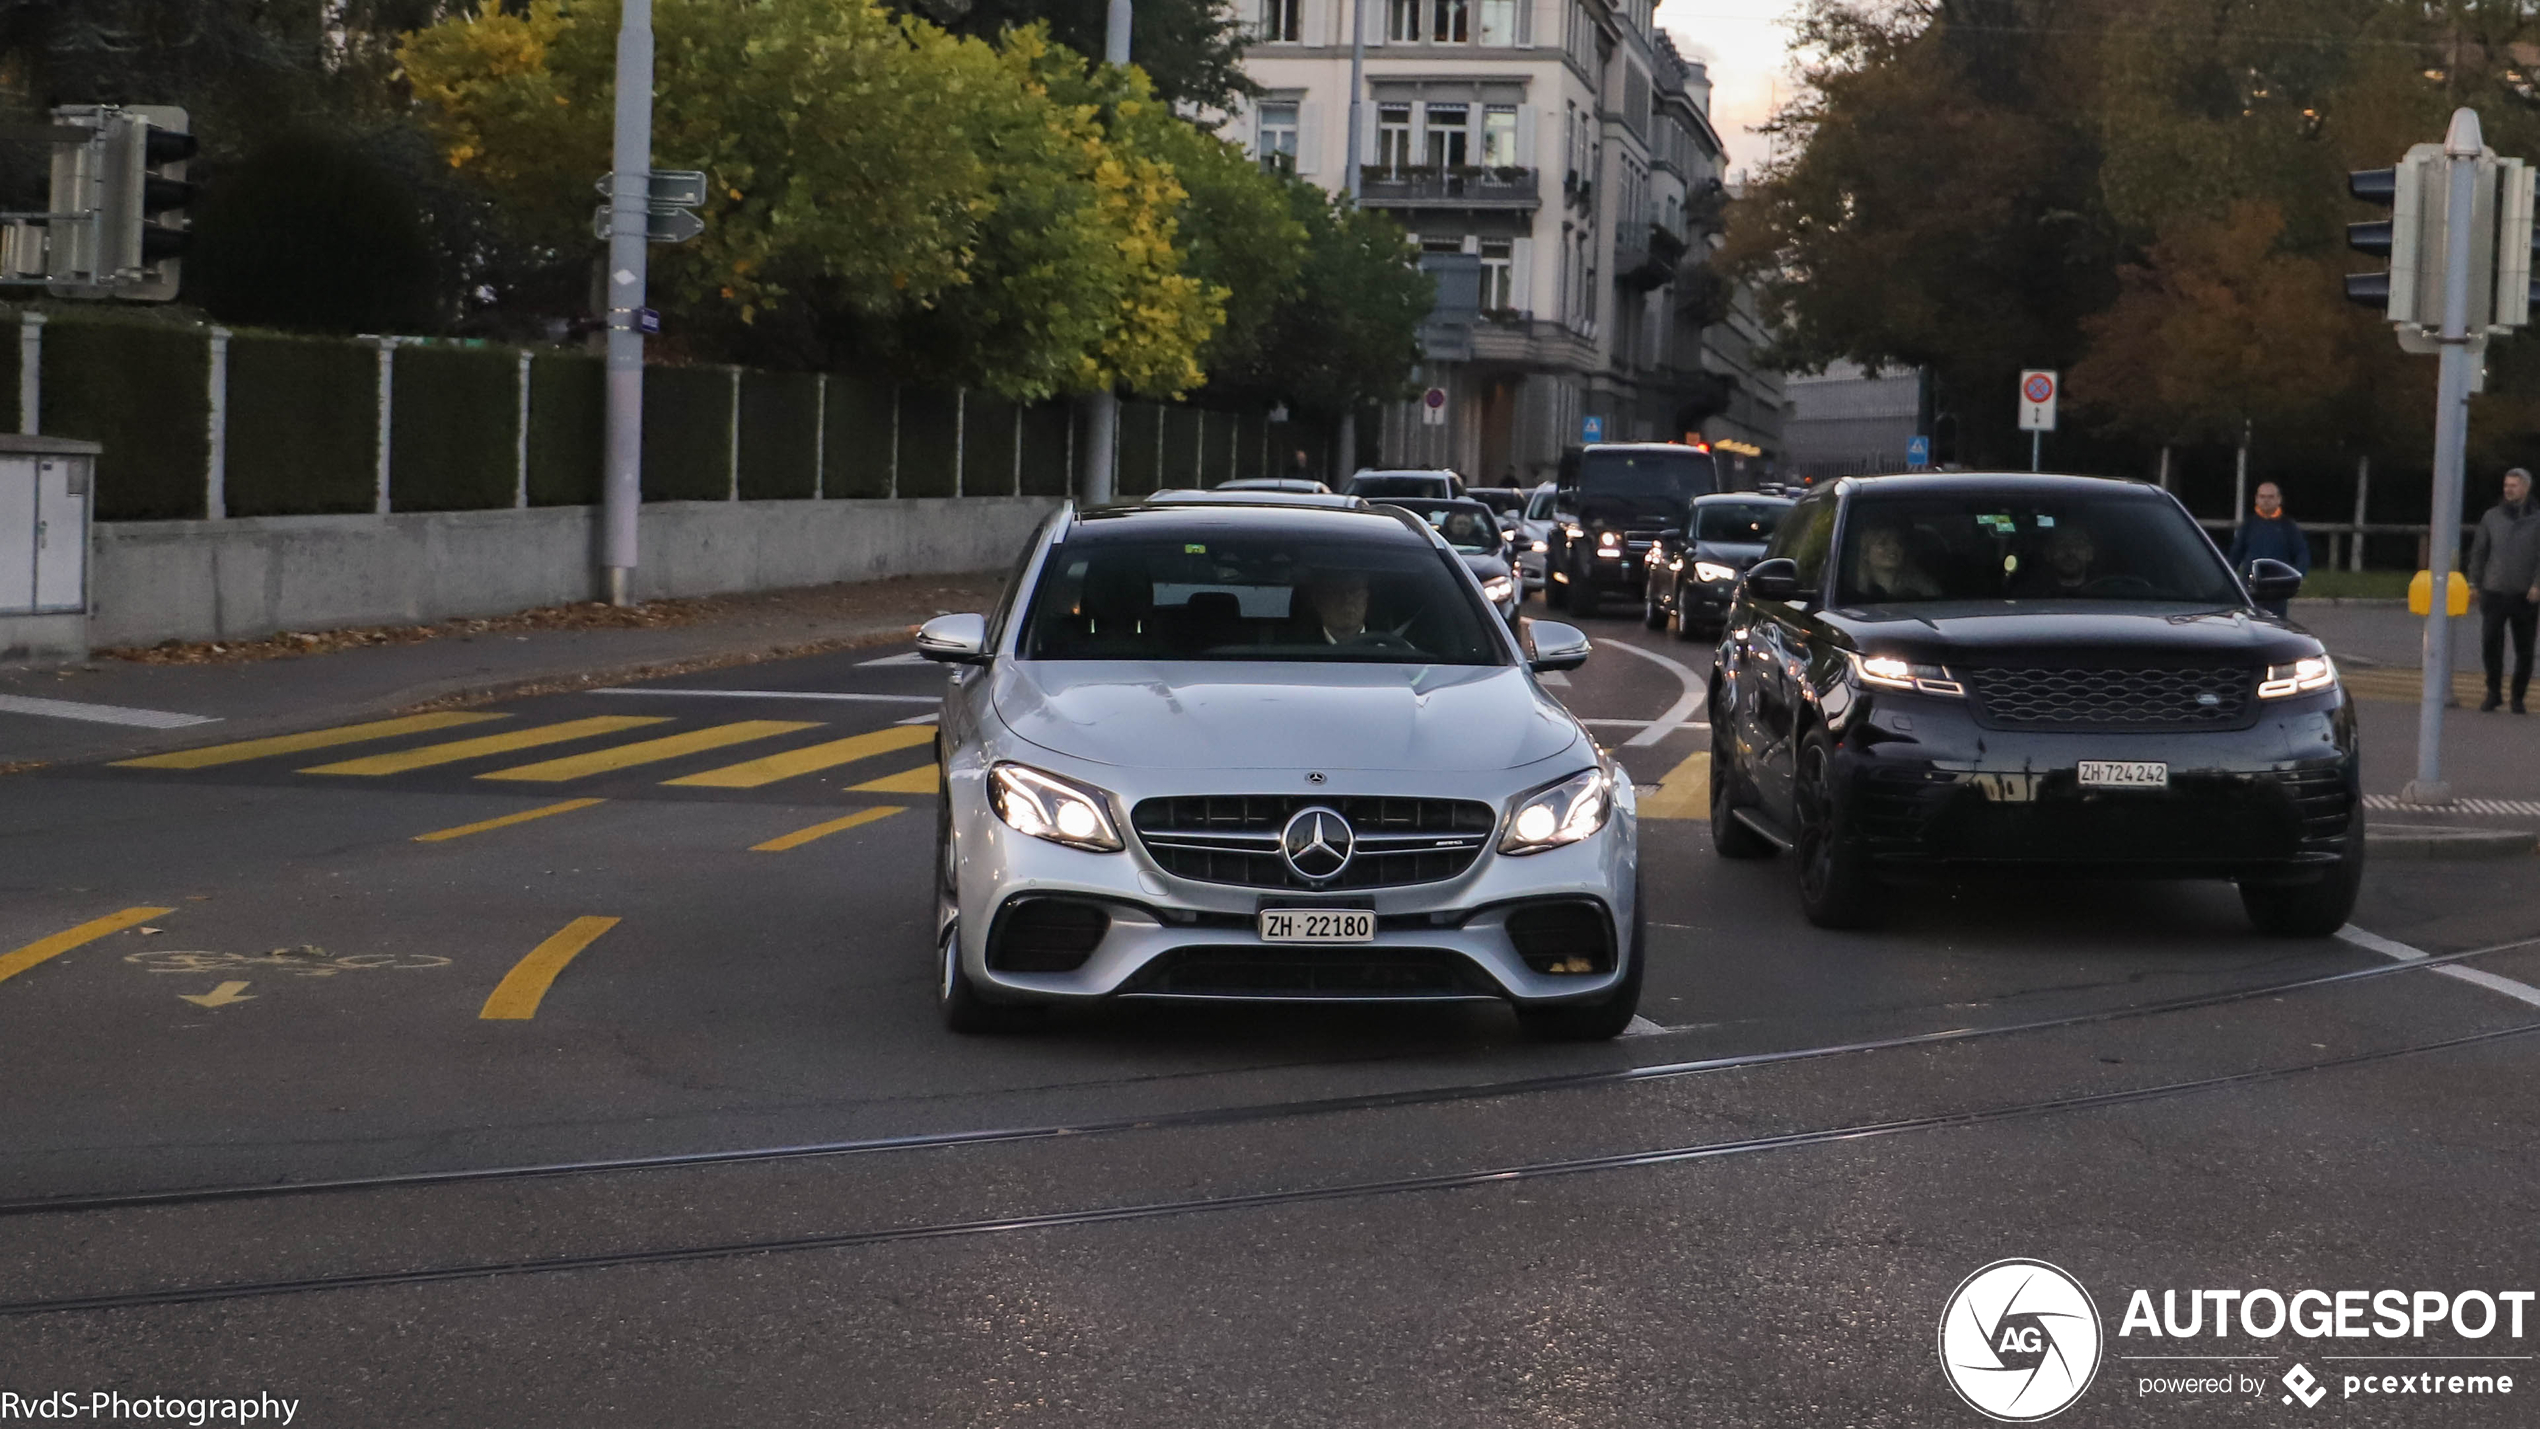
1638, 750, 1710, 820
664, 724, 934, 789
112, 712, 506, 770
475, 720, 820, 782
846, 763, 939, 795
300, 716, 672, 776
752, 806, 908, 852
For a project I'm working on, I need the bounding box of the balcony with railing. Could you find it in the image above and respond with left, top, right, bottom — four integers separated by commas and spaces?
1613, 221, 1691, 292
1356, 165, 1540, 210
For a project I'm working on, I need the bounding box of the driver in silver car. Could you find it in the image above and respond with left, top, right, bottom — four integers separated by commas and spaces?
915, 499, 1642, 1040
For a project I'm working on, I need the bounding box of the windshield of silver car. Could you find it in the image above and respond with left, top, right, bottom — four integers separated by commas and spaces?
1833, 493, 2243, 605
1019, 535, 1505, 663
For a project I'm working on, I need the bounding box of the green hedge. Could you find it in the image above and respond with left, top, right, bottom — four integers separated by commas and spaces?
641, 365, 733, 502
822, 373, 893, 498
44, 318, 210, 520
391, 344, 519, 512
225, 332, 375, 517
1020, 401, 1072, 497
526, 355, 603, 506
961, 393, 1017, 496
896, 386, 958, 498
738, 371, 819, 500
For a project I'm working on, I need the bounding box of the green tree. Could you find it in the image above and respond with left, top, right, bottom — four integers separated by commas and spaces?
899, 0, 1255, 111
1215, 182, 1431, 422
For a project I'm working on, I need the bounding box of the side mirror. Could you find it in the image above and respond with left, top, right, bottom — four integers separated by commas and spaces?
1744, 557, 1803, 601
1522, 618, 1592, 673
2245, 558, 2304, 604
915, 611, 990, 664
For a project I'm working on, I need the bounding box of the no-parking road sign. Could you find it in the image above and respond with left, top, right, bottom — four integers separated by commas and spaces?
2018, 369, 2058, 432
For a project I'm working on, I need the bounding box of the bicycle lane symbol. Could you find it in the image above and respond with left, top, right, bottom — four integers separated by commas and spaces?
125, 946, 453, 1007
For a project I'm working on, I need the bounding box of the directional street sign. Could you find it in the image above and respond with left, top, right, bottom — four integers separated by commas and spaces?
594, 170, 710, 207
591, 204, 705, 244
1906, 434, 1931, 470
591, 169, 707, 245
2018, 369, 2059, 432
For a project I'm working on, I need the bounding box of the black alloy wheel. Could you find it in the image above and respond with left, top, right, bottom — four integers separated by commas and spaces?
1794, 735, 1879, 928
2239, 834, 2366, 937
1643, 578, 1669, 629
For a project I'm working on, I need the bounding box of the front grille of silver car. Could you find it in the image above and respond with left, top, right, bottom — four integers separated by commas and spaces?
1120, 946, 1497, 997
1964, 665, 2254, 730
1131, 795, 1497, 890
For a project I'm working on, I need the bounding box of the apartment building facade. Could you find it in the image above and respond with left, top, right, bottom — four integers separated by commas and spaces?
1233, 0, 1783, 485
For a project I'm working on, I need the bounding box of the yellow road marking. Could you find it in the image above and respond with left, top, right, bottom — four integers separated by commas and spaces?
666, 725, 934, 789
480, 915, 619, 1020
752, 805, 908, 852
1638, 750, 1711, 820
0, 906, 173, 988
847, 763, 939, 795
300, 716, 669, 775
413, 797, 605, 843
113, 712, 504, 769
476, 720, 819, 782
2341, 668, 2488, 705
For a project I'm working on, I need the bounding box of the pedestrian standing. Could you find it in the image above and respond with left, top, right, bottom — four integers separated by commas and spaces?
2226, 481, 2310, 619
2467, 467, 2540, 713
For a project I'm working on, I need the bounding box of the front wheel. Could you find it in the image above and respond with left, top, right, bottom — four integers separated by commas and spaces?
1642, 582, 1669, 629
2239, 839, 2365, 937
1672, 601, 1707, 643
1795, 736, 1879, 929
1710, 721, 1774, 859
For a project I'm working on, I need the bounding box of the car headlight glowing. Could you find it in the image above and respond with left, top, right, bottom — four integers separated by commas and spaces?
1598, 530, 1620, 548
1531, 538, 1548, 552
1847, 650, 1965, 697
1481, 575, 1515, 603
1563, 524, 1585, 539
1500, 766, 1613, 855
1693, 560, 1737, 583
988, 763, 1123, 852
2259, 655, 2337, 699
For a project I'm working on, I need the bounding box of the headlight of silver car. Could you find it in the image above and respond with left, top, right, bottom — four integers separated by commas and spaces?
2258, 655, 2337, 698
1481, 575, 1515, 603
1693, 560, 1737, 584
988, 763, 1124, 852
1500, 765, 1613, 855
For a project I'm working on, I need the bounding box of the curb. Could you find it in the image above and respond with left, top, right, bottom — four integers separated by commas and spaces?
2291, 597, 2408, 608
2365, 824, 2538, 860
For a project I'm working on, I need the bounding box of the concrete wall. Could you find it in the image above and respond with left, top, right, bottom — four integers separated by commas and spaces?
89, 497, 1059, 647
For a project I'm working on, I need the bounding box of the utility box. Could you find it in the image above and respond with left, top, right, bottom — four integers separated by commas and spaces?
0, 434, 101, 663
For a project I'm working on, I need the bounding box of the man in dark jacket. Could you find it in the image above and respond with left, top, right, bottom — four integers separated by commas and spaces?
2227, 482, 2309, 618
2468, 467, 2540, 713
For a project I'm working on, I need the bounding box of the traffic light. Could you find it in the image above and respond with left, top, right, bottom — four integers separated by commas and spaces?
2345, 149, 2437, 322
2489, 156, 2537, 331
41, 104, 193, 301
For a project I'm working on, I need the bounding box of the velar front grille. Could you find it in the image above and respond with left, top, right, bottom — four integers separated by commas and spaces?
1131, 795, 1496, 890
1965, 665, 2254, 730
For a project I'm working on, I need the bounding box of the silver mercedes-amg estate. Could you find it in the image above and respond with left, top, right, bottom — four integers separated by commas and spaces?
917, 499, 1642, 1039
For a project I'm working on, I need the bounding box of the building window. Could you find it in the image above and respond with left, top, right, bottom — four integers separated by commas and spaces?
1480, 239, 1513, 310
1261, 0, 1300, 41
1478, 0, 1516, 44
1257, 101, 1299, 171
1387, 0, 1420, 41
1481, 105, 1517, 167
1423, 102, 1469, 168
1420, 236, 1465, 255
1430, 0, 1469, 42
1378, 103, 1414, 173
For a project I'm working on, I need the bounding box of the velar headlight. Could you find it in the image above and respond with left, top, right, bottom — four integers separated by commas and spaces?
1693, 560, 1737, 583
2258, 655, 2337, 699
1845, 650, 1965, 697
988, 763, 1123, 852
1500, 766, 1613, 855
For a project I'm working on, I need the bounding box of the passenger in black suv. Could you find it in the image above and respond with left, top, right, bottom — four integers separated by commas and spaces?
1708, 473, 2356, 935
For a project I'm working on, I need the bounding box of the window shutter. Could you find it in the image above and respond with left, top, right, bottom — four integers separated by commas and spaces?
1511, 237, 1534, 312
1295, 101, 1319, 175
1516, 104, 1537, 169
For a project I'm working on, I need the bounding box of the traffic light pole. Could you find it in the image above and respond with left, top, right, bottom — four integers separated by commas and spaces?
600, 0, 655, 606
2402, 108, 2485, 806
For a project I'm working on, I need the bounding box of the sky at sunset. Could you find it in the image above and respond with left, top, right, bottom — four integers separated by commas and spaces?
1657, 0, 1807, 180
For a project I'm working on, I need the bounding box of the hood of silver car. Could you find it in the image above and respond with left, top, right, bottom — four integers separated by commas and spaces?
992, 660, 1583, 771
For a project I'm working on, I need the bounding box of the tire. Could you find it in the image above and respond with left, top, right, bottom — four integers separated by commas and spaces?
1710, 719, 1774, 859
1568, 554, 1602, 616
935, 775, 1038, 1033
1794, 734, 1879, 929
1515, 886, 1646, 1041
2239, 837, 2365, 937
1642, 582, 1669, 629
1672, 601, 1706, 643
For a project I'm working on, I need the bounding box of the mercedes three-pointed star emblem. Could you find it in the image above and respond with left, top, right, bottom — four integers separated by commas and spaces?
1280, 806, 1355, 883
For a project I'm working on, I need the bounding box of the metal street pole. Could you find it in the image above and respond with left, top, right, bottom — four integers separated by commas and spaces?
1077, 0, 1132, 503
2402, 106, 2485, 806
2029, 428, 2039, 473
600, 0, 654, 606
1334, 0, 1367, 482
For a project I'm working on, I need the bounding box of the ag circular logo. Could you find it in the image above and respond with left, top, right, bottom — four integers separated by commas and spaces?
1938, 1259, 2102, 1422
1279, 806, 1354, 883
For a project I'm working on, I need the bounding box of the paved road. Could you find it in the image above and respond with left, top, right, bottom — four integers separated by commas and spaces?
2, 595, 2536, 1426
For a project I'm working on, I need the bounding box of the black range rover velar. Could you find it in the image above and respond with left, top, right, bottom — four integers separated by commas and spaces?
1708, 473, 2359, 934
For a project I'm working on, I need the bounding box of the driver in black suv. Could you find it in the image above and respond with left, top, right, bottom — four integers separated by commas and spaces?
1708, 473, 2356, 935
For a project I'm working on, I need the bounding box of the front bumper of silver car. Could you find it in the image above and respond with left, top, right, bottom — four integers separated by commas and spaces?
947, 766, 1638, 1007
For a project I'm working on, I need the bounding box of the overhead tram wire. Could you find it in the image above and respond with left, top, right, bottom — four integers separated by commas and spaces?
0, 933, 2532, 1220
6, 1016, 2537, 1319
